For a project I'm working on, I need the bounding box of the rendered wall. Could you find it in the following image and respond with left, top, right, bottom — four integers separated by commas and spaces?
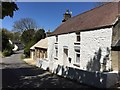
80, 28, 113, 72
46, 28, 119, 88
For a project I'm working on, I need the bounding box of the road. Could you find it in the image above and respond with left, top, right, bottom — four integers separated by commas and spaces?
1, 50, 92, 89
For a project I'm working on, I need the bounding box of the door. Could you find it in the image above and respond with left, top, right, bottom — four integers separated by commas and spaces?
63, 49, 68, 66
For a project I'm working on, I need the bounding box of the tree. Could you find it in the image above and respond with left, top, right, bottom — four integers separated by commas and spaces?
21, 29, 35, 46
2, 28, 13, 56
34, 29, 46, 42
13, 18, 37, 32
2, 2, 19, 19
12, 31, 21, 41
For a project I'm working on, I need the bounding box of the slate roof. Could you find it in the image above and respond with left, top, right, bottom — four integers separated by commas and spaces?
51, 2, 119, 36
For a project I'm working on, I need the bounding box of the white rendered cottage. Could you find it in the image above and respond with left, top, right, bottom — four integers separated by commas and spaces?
47, 2, 120, 88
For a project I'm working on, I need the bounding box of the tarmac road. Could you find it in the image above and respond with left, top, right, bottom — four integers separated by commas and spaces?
1, 50, 92, 89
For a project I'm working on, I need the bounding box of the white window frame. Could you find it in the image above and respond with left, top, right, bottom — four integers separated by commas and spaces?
76, 52, 80, 63
74, 50, 80, 67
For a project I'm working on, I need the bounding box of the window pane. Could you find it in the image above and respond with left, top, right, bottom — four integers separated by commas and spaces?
56, 48, 58, 57
76, 54, 80, 63
77, 36, 80, 42
56, 36, 58, 42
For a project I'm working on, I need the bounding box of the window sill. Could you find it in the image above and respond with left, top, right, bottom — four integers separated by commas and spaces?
74, 42, 80, 45
73, 63, 80, 67
54, 57, 58, 60
55, 42, 58, 44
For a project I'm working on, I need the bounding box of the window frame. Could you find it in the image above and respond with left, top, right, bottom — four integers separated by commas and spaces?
76, 32, 80, 42
54, 46, 58, 60
74, 50, 80, 67
76, 53, 80, 63
56, 35, 58, 42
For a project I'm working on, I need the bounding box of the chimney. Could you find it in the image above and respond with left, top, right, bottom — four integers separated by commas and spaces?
46, 29, 51, 37
62, 9, 72, 22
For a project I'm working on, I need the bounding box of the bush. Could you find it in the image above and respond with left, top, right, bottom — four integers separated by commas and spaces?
24, 41, 35, 58
24, 47, 30, 58
21, 54, 25, 59
2, 43, 13, 57
3, 49, 12, 56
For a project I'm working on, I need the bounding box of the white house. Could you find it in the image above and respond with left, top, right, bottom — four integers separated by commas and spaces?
46, 2, 120, 88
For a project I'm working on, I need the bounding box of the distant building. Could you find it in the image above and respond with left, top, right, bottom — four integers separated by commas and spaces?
12, 40, 24, 50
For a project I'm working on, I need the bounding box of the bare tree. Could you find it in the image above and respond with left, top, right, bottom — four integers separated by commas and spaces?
13, 18, 37, 32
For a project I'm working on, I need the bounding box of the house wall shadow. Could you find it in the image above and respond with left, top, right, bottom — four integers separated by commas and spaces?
86, 48, 101, 72
86, 47, 111, 72
53, 47, 118, 88
55, 65, 107, 88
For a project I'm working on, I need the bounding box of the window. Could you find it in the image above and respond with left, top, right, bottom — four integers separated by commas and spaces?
76, 53, 80, 63
56, 48, 58, 57
36, 49, 39, 58
45, 51, 47, 58
42, 51, 44, 59
76, 32, 80, 42
56, 35, 58, 42
74, 50, 80, 65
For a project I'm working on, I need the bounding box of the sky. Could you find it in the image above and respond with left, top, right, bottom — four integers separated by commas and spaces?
2, 2, 97, 32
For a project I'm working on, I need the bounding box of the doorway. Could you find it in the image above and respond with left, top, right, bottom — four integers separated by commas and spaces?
63, 49, 68, 66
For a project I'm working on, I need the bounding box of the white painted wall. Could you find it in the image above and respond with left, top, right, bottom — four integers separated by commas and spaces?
30, 51, 34, 60
58, 33, 76, 66
48, 28, 113, 72
46, 27, 119, 88
48, 36, 56, 71
80, 28, 113, 71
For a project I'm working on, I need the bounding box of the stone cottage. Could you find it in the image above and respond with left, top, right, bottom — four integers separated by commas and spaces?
46, 2, 120, 88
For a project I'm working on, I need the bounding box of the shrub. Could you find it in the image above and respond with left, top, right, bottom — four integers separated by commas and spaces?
21, 54, 25, 59
24, 47, 30, 58
2, 49, 12, 56
24, 41, 35, 58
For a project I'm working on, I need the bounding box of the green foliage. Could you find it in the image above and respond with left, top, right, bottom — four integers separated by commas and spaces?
2, 49, 13, 56
34, 29, 46, 42
2, 2, 19, 19
21, 54, 25, 59
24, 40, 36, 58
2, 29, 10, 51
24, 47, 30, 58
2, 28, 14, 56
21, 28, 46, 58
21, 29, 35, 46
12, 32, 21, 41
2, 43, 13, 57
